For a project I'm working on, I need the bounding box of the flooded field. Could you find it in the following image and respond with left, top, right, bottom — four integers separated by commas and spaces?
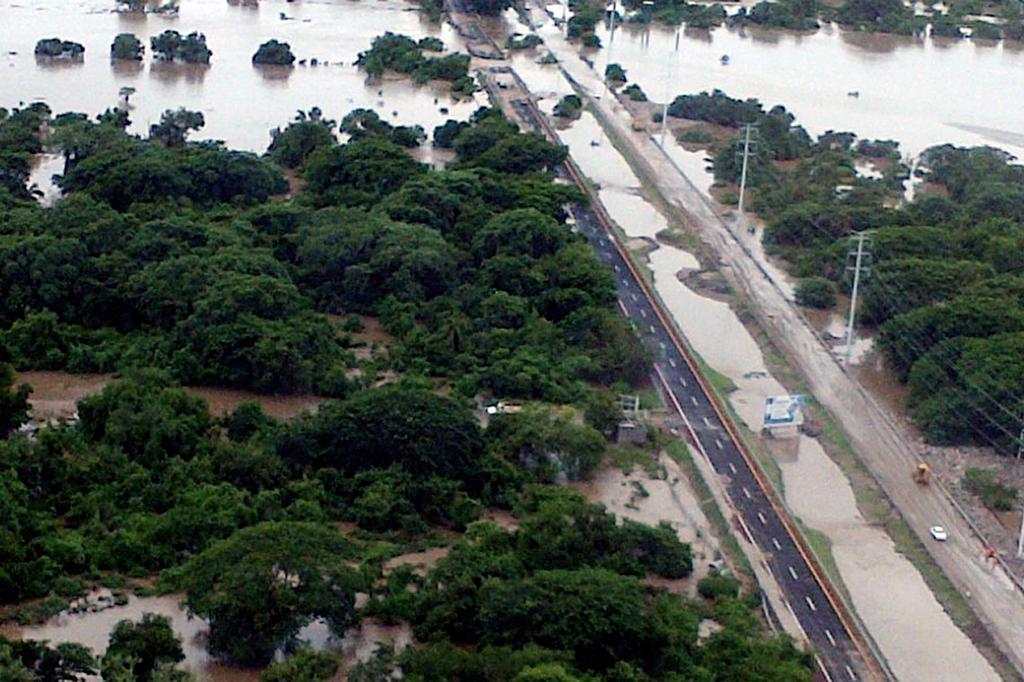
1, 590, 411, 681
591, 20, 1024, 158
575, 454, 723, 586
1, 0, 485, 152
16, 370, 324, 420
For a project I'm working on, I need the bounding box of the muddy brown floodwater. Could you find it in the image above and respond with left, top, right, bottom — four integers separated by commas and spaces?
1, 0, 486, 152
590, 19, 1024, 159
1, 590, 413, 681
17, 370, 324, 420
574, 455, 723, 588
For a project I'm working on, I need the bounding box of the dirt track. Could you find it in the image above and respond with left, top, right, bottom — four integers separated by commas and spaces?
520, 11, 1024, 678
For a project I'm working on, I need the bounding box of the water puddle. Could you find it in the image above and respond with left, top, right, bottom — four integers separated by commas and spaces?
28, 152, 64, 206
823, 312, 875, 366
558, 111, 668, 239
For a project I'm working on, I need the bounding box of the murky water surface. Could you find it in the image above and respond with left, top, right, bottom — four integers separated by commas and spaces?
1, 0, 485, 152
2, 591, 411, 681
575, 454, 722, 586
17, 370, 324, 419
594, 22, 1024, 158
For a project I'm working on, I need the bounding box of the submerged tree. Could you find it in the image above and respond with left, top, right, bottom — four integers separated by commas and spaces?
102, 613, 185, 682
150, 30, 212, 63
162, 522, 363, 665
34, 38, 85, 58
252, 39, 295, 66
111, 32, 144, 60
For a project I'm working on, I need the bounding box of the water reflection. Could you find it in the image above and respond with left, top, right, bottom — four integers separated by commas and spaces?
254, 64, 295, 83
34, 56, 86, 70
0, 0, 485, 151
149, 61, 210, 84
589, 20, 1024, 156
110, 59, 145, 77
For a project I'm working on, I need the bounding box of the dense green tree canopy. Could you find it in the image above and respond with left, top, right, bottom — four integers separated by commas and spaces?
163, 522, 362, 665
102, 613, 184, 682
669, 89, 1023, 452
150, 31, 212, 64
261, 648, 338, 682
252, 39, 295, 66
0, 352, 30, 437
110, 33, 144, 60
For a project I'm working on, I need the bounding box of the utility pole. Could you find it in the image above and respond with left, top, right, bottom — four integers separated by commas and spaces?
1017, 412, 1024, 460
844, 231, 873, 368
602, 0, 617, 100
660, 29, 679, 146
736, 123, 755, 216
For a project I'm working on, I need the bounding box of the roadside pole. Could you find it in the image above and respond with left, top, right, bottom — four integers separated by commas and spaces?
844, 231, 872, 368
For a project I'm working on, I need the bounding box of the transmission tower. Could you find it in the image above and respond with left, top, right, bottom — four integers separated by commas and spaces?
844, 231, 873, 368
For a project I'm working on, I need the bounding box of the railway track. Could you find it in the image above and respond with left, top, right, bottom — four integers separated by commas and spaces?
483, 68, 887, 682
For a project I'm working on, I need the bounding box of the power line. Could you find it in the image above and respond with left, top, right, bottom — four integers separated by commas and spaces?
749, 159, 1024, 453
845, 262, 1024, 454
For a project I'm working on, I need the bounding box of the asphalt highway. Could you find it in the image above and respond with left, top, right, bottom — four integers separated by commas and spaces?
570, 194, 866, 682
498, 77, 878, 682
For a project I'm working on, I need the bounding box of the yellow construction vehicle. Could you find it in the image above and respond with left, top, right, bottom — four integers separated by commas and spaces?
913, 462, 932, 485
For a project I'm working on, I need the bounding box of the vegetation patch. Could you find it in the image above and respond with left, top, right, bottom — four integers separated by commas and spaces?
356, 32, 476, 96
34, 38, 85, 59
963, 467, 1019, 512
252, 39, 295, 66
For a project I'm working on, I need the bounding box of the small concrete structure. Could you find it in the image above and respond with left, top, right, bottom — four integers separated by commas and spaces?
616, 419, 648, 445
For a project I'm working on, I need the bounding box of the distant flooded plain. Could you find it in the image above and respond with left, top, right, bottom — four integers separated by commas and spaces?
592, 19, 1024, 158
0, 0, 485, 152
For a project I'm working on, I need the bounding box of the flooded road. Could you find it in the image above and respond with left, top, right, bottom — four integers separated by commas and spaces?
1, 0, 485, 152
648, 209, 1000, 682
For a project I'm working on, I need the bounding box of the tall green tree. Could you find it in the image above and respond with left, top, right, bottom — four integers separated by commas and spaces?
0, 350, 30, 437
163, 522, 363, 665
102, 613, 184, 682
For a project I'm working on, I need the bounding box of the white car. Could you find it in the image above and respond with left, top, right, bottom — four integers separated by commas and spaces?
930, 525, 949, 542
